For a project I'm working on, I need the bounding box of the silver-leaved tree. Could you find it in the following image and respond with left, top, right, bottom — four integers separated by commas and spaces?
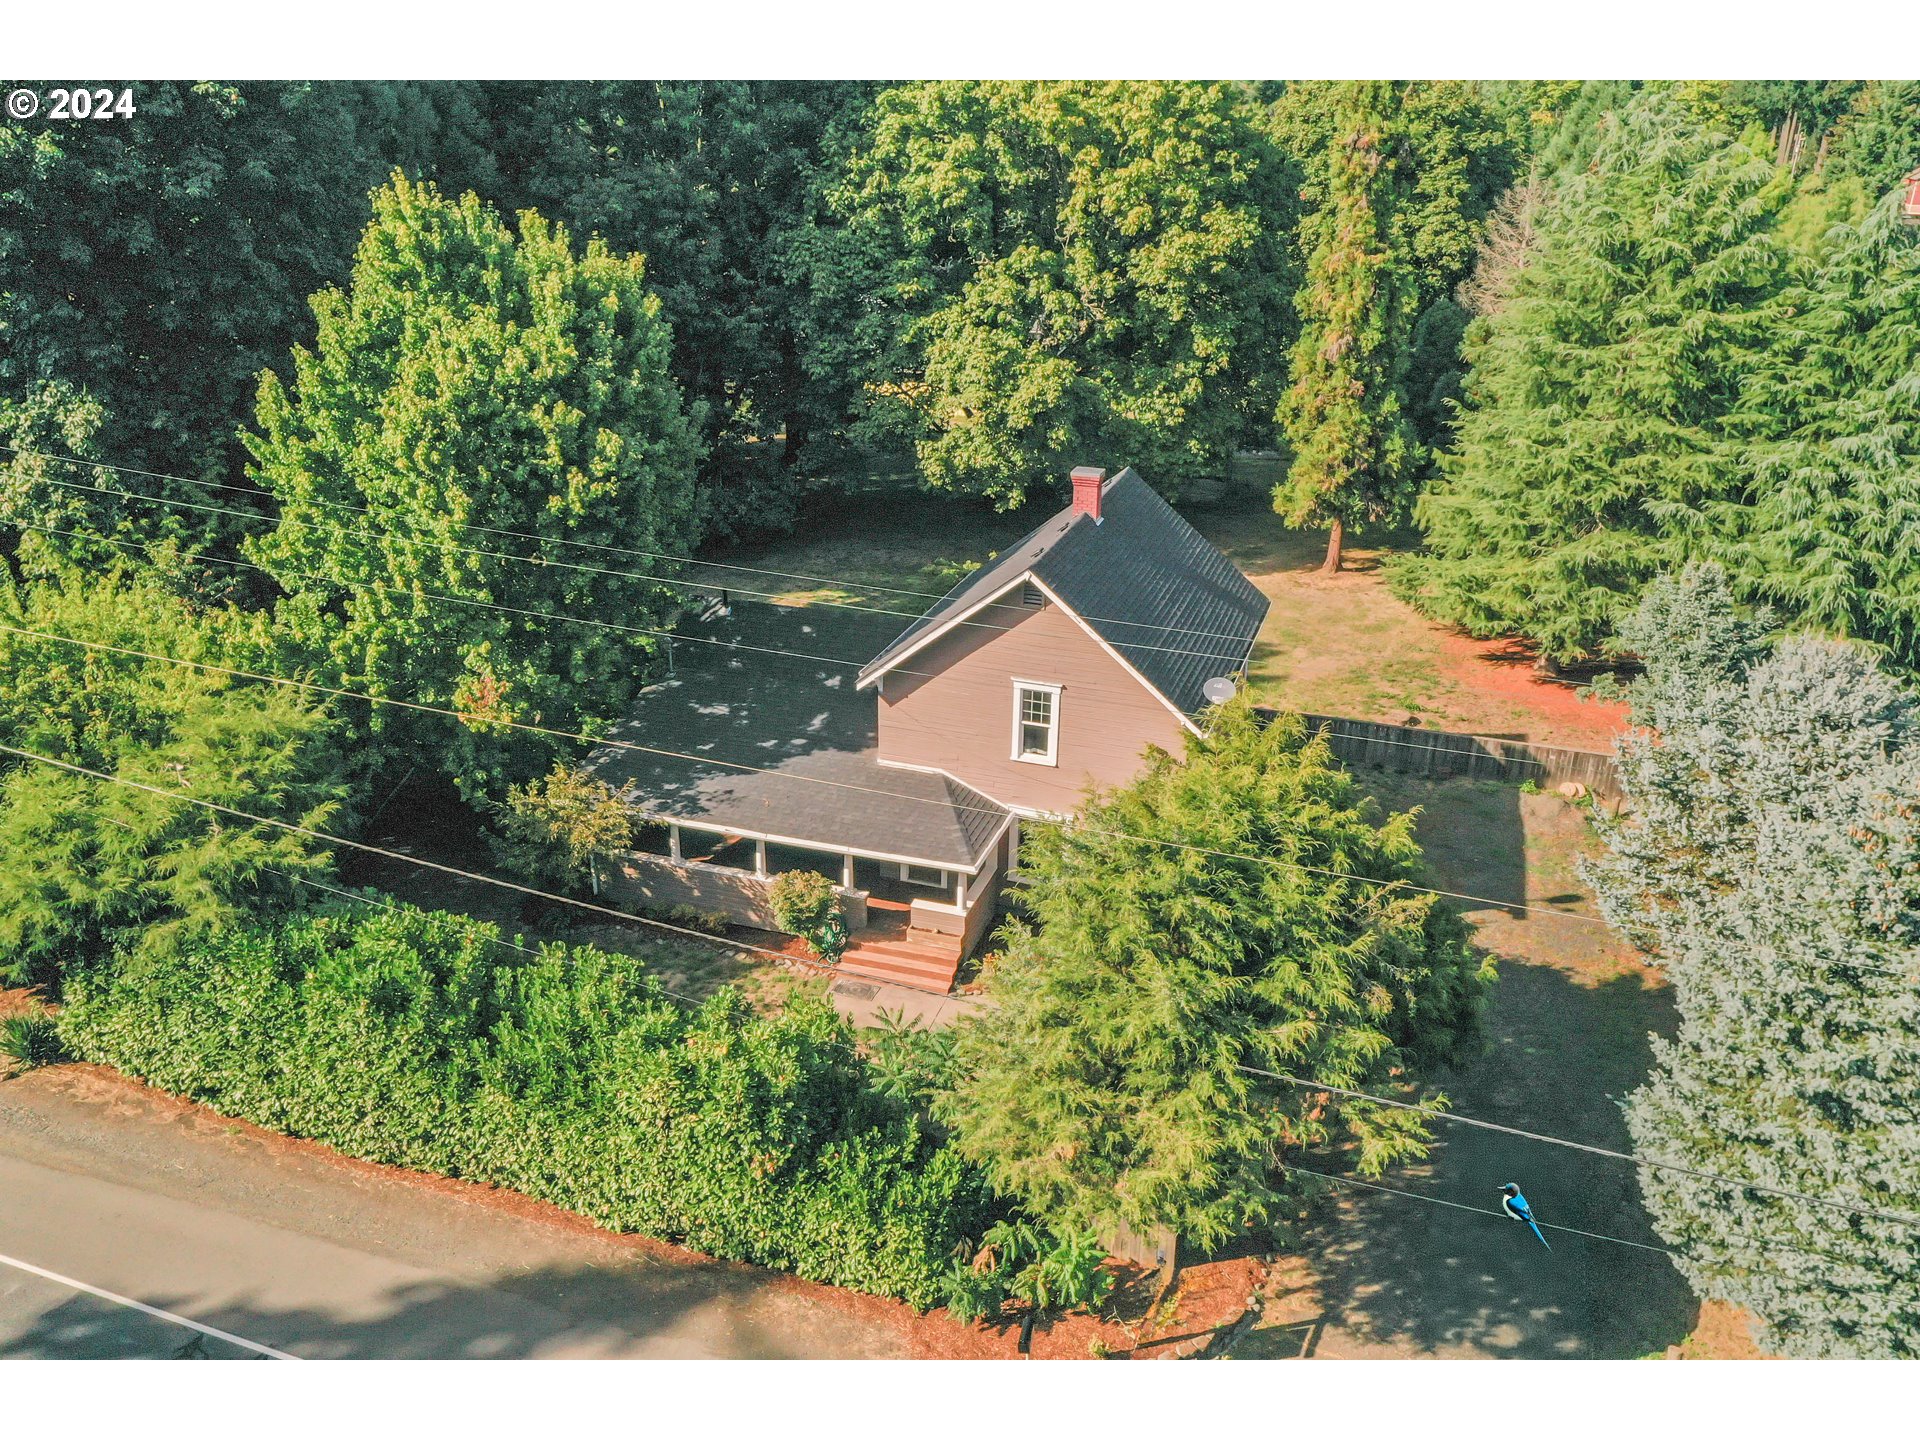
1585, 564, 1920, 1359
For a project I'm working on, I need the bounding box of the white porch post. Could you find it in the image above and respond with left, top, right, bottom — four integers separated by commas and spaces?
668, 824, 682, 862
754, 839, 768, 877
954, 871, 967, 908
842, 853, 856, 889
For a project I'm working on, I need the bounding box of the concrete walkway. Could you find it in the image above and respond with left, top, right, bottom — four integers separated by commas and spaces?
826, 975, 983, 1029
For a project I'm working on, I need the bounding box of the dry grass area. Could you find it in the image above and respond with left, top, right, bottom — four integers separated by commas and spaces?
717, 486, 1628, 749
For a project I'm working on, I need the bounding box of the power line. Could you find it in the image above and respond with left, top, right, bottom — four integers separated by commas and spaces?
0, 612, 1625, 930
1272, 1160, 1677, 1256
0, 739, 838, 981
1243, 1065, 1920, 1230
18, 443, 1274, 656
15, 519, 934, 676
0, 442, 945, 600
272, 869, 715, 1012
1272, 1161, 1884, 1282
0, 617, 1000, 824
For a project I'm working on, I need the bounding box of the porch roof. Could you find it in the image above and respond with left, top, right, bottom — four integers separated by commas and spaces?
583, 605, 1009, 872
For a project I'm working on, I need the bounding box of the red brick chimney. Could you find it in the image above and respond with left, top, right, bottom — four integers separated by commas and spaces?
1070, 466, 1107, 522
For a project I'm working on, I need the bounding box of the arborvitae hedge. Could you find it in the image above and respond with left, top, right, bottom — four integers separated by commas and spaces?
57, 904, 993, 1306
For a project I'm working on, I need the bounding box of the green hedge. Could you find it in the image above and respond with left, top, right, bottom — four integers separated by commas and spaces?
57, 904, 991, 1306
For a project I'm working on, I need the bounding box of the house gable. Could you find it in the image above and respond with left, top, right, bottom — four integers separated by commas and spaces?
876, 584, 1189, 814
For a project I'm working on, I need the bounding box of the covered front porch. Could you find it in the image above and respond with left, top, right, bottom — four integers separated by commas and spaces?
606, 819, 1012, 994
579, 603, 1014, 994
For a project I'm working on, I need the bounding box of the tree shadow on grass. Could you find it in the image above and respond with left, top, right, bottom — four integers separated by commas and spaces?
1287, 961, 1695, 1359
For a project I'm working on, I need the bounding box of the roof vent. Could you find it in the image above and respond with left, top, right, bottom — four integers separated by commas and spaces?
1070, 466, 1107, 523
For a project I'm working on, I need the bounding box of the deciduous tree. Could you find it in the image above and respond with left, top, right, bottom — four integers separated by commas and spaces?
796, 82, 1296, 508
245, 175, 701, 799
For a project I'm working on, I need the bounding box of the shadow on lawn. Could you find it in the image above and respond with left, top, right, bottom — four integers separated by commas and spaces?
1256, 960, 1694, 1360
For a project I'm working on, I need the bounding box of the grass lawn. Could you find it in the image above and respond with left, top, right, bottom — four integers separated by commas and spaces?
713, 483, 1626, 750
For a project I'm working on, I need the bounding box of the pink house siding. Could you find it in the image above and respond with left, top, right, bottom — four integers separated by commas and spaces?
875, 592, 1189, 812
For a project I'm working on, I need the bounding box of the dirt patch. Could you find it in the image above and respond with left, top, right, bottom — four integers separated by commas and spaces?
1662, 1301, 1771, 1360
1189, 507, 1629, 749
876, 1254, 1267, 1361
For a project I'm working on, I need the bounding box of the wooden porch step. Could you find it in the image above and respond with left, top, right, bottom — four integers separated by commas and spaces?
836, 942, 962, 994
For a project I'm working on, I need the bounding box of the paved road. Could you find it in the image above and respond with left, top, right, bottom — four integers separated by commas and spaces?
0, 1067, 907, 1360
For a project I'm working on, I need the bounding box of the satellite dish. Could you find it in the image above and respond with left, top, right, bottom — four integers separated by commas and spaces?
1202, 675, 1238, 705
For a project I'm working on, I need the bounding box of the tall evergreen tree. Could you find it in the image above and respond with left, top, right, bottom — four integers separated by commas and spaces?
795, 81, 1296, 508
1399, 90, 1790, 662
1702, 192, 1920, 669
941, 699, 1491, 1249
1274, 82, 1419, 572
245, 175, 701, 799
1585, 566, 1920, 1359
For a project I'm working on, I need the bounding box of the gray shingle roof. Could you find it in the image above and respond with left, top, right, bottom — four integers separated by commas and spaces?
582, 606, 1007, 870
857, 469, 1268, 715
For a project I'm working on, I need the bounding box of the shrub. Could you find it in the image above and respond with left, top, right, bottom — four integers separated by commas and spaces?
1, 1007, 67, 1069
937, 1219, 1115, 1323
767, 869, 847, 962
56, 903, 995, 1306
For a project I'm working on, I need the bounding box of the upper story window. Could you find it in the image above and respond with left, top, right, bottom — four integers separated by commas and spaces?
1012, 680, 1061, 766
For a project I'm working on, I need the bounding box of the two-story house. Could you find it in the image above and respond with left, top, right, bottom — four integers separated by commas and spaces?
584, 466, 1269, 992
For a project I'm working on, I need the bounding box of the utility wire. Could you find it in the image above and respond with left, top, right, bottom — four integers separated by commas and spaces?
1272, 1161, 1884, 1282
270, 869, 714, 1011
33, 468, 1264, 655
10, 737, 1911, 1265
11, 603, 1914, 986
15, 519, 936, 676
0, 740, 837, 980
0, 613, 1629, 929
1273, 1160, 1676, 1256
0, 443, 946, 601
1243, 1066, 1920, 1230
12, 446, 1267, 654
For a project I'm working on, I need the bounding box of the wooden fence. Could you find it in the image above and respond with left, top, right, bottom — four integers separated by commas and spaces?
1281, 711, 1623, 801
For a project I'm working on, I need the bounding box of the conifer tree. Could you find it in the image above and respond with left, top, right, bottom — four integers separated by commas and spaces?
1399, 90, 1789, 662
1585, 566, 1920, 1359
940, 699, 1491, 1250
245, 175, 701, 799
1275, 82, 1419, 572
0, 570, 344, 992
1703, 192, 1920, 669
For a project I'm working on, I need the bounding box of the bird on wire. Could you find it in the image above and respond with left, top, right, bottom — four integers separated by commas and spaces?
1499, 1182, 1551, 1250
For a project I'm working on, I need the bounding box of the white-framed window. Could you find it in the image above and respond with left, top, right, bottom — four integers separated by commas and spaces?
900, 863, 948, 888
1011, 680, 1062, 766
